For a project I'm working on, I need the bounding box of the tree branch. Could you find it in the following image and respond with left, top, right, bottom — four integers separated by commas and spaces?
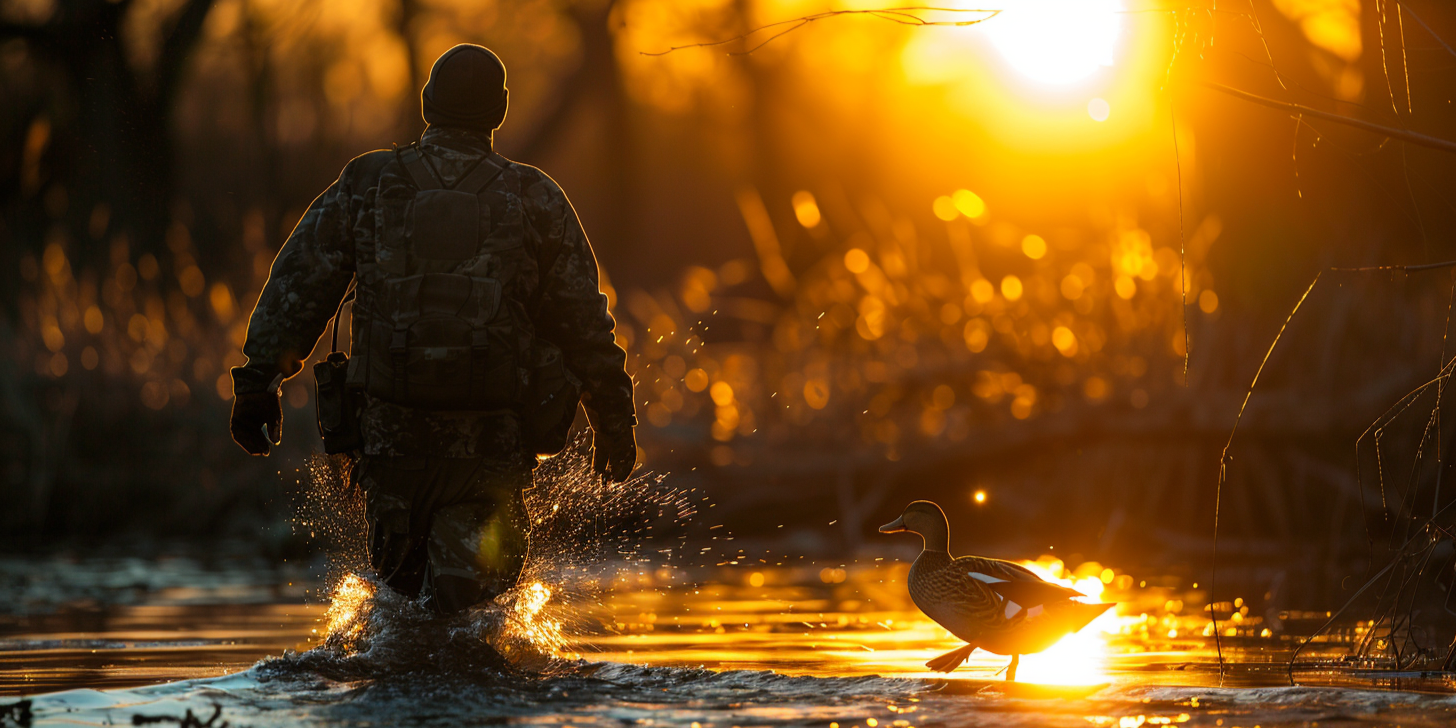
1204, 80, 1456, 155
640, 6, 999, 56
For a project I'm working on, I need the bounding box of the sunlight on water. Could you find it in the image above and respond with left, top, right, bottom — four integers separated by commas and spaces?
571, 555, 1217, 687
1006, 555, 1120, 684
321, 573, 375, 647
1017, 626, 1109, 685
501, 581, 566, 654
267, 438, 1214, 688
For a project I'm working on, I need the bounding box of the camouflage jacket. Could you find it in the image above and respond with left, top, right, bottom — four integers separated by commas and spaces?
233, 126, 635, 459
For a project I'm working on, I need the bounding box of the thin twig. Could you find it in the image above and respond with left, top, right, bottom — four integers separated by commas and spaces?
1330, 259, 1456, 272
1398, 1, 1456, 60
1260, 264, 1456, 678
1292, 114, 1303, 199
1172, 104, 1189, 384
1204, 82, 1456, 155
640, 7, 1000, 56
1241, 0, 1289, 91
1432, 284, 1455, 512
1214, 273, 1322, 677
1396, 2, 1412, 115
1217, 260, 1456, 679
1378, 0, 1400, 116
1288, 557, 1398, 682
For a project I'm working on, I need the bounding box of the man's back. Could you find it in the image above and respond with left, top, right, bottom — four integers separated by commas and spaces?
229, 44, 637, 614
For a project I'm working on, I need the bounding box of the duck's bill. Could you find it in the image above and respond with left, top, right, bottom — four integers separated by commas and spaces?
878, 516, 906, 533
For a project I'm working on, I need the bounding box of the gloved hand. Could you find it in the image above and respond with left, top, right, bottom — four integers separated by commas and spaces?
592, 424, 637, 483
231, 391, 282, 456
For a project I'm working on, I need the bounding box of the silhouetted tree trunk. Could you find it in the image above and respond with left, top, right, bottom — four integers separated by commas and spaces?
0, 0, 215, 267
395, 0, 426, 140
510, 1, 637, 270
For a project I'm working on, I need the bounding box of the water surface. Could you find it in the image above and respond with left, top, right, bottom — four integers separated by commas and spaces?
6, 554, 1454, 727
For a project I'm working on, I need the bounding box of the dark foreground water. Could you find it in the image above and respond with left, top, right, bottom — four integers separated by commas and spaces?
5, 552, 1456, 727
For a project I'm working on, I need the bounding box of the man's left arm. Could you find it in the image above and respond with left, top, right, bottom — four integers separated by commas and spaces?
528, 176, 637, 480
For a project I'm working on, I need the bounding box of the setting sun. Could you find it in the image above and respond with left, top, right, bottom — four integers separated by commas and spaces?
979, 0, 1123, 85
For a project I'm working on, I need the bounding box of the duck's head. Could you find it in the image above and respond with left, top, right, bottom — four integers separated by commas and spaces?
879, 500, 950, 552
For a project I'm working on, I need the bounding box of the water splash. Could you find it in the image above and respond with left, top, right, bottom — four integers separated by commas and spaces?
294, 453, 369, 590
499, 581, 565, 654
320, 573, 375, 649
277, 433, 701, 679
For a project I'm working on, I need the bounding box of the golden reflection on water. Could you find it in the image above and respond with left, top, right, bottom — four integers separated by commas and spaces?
0, 554, 1378, 700
571, 557, 1215, 686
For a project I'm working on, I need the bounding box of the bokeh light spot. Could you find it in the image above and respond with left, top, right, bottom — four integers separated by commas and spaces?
1001, 275, 1023, 301
1088, 97, 1111, 122
1114, 275, 1137, 299
803, 378, 830, 409
1060, 274, 1085, 300
791, 190, 822, 228
685, 368, 709, 392
1022, 234, 1047, 259
1052, 326, 1077, 356
970, 279, 996, 304
951, 189, 986, 219
1199, 289, 1219, 313
932, 195, 959, 221
710, 381, 734, 406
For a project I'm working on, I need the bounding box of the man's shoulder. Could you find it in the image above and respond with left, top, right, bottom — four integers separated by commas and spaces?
340, 149, 396, 185
495, 155, 569, 201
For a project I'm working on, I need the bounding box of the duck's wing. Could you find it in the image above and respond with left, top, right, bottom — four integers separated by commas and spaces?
914, 561, 1004, 627
952, 556, 1086, 611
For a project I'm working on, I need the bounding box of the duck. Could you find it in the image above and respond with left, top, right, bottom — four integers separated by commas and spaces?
878, 500, 1114, 681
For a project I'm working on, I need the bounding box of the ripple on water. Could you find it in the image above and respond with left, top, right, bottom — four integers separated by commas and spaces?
28, 664, 1456, 728
14, 440, 1456, 726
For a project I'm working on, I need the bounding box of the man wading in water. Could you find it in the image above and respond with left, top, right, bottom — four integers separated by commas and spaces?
228, 45, 638, 615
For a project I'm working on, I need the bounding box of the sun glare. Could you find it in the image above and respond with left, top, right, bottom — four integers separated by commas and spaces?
1011, 557, 1124, 685
980, 0, 1123, 85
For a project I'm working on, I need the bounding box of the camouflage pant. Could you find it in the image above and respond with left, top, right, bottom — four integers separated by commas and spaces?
353, 456, 532, 614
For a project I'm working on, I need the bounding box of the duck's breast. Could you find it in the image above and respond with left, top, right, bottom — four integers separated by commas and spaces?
908, 554, 999, 641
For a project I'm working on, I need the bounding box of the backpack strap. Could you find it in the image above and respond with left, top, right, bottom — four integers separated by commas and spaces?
352, 146, 404, 390
455, 153, 506, 195
328, 283, 356, 354
396, 143, 444, 191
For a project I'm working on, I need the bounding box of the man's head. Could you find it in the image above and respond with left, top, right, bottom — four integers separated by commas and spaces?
421, 44, 509, 133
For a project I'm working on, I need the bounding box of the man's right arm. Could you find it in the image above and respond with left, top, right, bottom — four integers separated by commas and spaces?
230, 153, 386, 453
232, 171, 359, 396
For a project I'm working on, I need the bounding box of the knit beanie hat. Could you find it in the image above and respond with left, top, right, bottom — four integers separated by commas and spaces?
421, 44, 509, 132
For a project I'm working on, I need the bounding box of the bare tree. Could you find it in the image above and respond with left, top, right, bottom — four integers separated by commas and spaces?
0, 0, 216, 266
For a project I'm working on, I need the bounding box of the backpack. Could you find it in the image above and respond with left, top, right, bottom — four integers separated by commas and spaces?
342, 143, 581, 455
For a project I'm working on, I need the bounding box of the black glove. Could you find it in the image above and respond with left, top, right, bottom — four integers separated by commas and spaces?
592, 424, 637, 483
231, 391, 282, 456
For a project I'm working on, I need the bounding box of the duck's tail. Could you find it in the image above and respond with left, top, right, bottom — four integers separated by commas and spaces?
925, 643, 978, 673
